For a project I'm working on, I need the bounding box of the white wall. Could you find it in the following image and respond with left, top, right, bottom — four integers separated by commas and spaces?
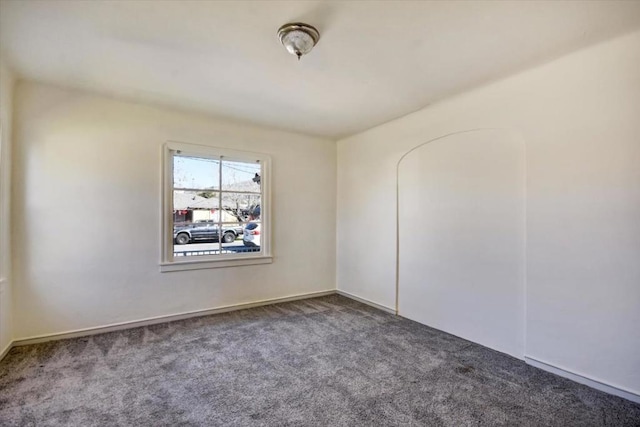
12, 81, 336, 339
337, 31, 640, 397
398, 129, 525, 358
0, 60, 14, 355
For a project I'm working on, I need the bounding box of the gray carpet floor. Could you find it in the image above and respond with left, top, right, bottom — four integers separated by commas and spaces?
1, 295, 639, 426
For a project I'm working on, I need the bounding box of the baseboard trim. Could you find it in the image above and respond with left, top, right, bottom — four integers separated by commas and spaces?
0, 340, 13, 361
13, 290, 336, 347
336, 290, 397, 314
525, 355, 640, 404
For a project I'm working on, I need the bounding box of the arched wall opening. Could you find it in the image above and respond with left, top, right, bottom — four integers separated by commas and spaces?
397, 129, 526, 358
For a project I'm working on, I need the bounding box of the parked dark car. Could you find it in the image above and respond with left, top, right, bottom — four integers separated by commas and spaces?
174, 221, 243, 245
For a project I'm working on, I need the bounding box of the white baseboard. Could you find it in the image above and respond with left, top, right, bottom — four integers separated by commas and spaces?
13, 290, 336, 347
0, 277, 13, 361
7, 289, 397, 353
0, 340, 13, 361
336, 289, 396, 314
525, 356, 640, 404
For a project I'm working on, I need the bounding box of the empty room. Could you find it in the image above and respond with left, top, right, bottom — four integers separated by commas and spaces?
1, 1, 639, 425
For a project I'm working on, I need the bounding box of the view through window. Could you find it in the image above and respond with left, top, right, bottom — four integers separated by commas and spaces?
172, 152, 263, 259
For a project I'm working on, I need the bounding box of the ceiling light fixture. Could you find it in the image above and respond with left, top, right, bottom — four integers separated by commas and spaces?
278, 22, 320, 60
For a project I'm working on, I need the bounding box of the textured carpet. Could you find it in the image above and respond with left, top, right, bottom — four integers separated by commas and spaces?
1, 295, 639, 426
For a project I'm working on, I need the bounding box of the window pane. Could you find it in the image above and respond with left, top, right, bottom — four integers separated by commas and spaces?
217, 221, 246, 254
221, 159, 261, 193
221, 193, 261, 222
174, 155, 219, 190
173, 190, 219, 223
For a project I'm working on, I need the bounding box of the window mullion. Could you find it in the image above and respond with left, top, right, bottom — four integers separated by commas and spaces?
218, 155, 223, 255
174, 186, 221, 193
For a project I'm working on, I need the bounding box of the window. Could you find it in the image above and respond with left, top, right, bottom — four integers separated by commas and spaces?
161, 142, 271, 272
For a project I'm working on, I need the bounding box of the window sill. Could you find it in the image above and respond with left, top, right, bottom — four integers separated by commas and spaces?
160, 255, 273, 272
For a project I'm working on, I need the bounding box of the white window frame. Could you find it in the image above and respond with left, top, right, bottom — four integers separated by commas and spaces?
160, 141, 272, 272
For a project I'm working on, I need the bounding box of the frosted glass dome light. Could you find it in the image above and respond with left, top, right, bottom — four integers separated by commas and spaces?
278, 23, 320, 60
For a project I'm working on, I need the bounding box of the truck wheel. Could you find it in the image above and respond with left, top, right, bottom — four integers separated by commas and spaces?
175, 233, 190, 245
222, 231, 235, 244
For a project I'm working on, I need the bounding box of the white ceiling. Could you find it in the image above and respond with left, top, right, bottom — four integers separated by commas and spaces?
1, 1, 640, 139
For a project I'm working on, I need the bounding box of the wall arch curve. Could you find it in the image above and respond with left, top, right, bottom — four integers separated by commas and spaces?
396, 128, 525, 357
